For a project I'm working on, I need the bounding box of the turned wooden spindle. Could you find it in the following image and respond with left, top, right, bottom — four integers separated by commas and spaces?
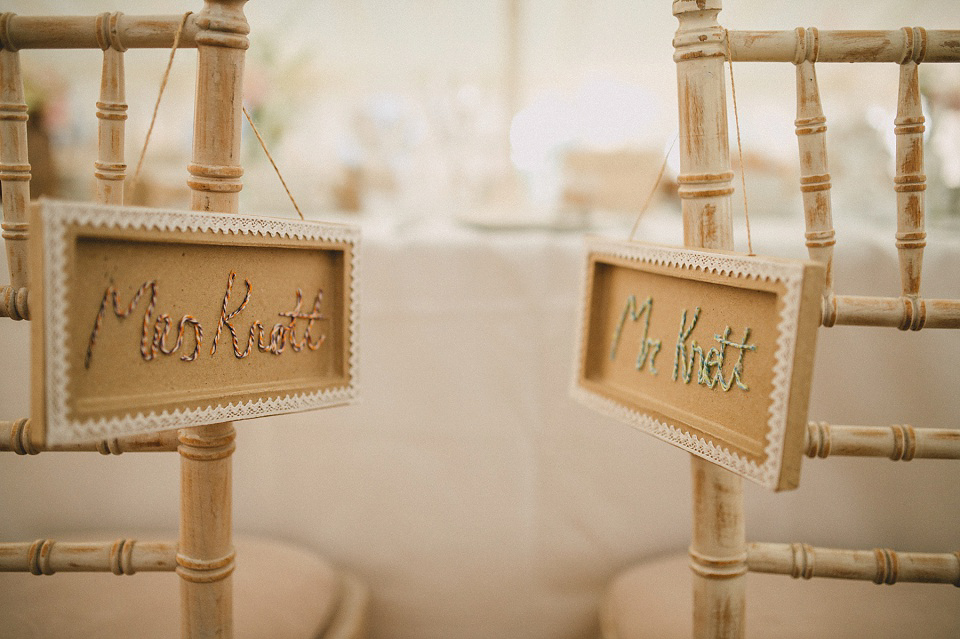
0, 14, 31, 299
95, 12, 127, 205
179, 3, 247, 637
894, 27, 927, 331
674, 0, 735, 251
728, 29, 960, 64
747, 543, 960, 586
0, 418, 179, 454
0, 283, 28, 319
187, 0, 249, 215
178, 423, 237, 639
792, 27, 837, 326
829, 294, 960, 329
804, 421, 960, 460
0, 538, 177, 575
675, 3, 745, 637
0, 14, 200, 50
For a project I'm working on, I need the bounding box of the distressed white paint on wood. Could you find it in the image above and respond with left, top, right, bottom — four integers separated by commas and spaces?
0, 418, 179, 454
0, 539, 176, 574
0, 13, 200, 50
0, 33, 30, 297
828, 294, 960, 330
179, 2, 249, 637
0, 4, 249, 638
805, 422, 960, 460
0, 284, 29, 319
729, 28, 960, 63
673, 0, 734, 252
747, 543, 960, 586
95, 13, 127, 206
792, 28, 836, 327
894, 30, 926, 306
674, 2, 746, 637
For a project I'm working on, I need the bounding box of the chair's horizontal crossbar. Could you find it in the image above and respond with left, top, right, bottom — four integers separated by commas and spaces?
0, 539, 176, 574
805, 422, 960, 460
0, 419, 179, 454
0, 285, 29, 320
748, 542, 960, 586
0, 14, 199, 51
826, 295, 960, 330
729, 29, 960, 63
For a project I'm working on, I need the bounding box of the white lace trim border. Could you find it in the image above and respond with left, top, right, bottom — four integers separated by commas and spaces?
571, 237, 807, 490
39, 200, 360, 444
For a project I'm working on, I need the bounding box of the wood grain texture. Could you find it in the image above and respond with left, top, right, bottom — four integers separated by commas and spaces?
690, 457, 746, 639
792, 29, 836, 326
3, 4, 248, 637
894, 33, 926, 302
188, 0, 249, 214
0, 539, 176, 574
179, 2, 248, 637
95, 14, 127, 205
804, 422, 960, 460
747, 543, 960, 586
674, 2, 746, 637
0, 40, 30, 294
0, 418, 179, 454
0, 283, 29, 319
673, 0, 734, 251
0, 13, 200, 50
729, 29, 960, 63
178, 423, 237, 638
827, 294, 960, 330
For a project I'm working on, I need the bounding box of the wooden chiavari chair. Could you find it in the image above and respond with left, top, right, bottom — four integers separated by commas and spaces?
0, 3, 366, 637
600, 1, 959, 637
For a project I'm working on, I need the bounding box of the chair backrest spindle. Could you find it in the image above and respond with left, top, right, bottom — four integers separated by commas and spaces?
793, 27, 837, 322
894, 27, 927, 310
95, 12, 127, 205
673, 0, 735, 251
0, 23, 30, 292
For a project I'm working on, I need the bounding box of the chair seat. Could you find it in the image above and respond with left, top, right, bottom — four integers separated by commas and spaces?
601, 552, 960, 639
0, 533, 368, 639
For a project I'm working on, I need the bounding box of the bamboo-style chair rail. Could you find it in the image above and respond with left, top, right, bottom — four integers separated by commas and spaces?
804, 422, 960, 460
0, 285, 28, 320
0, 539, 177, 574
747, 542, 960, 586
724, 25, 960, 331
0, 419, 179, 455
728, 29, 960, 63
0, 5, 247, 633
668, 5, 960, 635
0, 13, 200, 51
827, 295, 960, 330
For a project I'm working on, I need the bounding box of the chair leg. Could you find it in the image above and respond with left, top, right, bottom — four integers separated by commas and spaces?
690, 456, 747, 639
178, 423, 236, 638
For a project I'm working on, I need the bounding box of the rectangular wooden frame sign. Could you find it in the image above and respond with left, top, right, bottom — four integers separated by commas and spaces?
573, 238, 825, 491
30, 200, 359, 445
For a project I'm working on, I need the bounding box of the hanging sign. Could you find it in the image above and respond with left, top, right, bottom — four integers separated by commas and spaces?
573, 238, 824, 491
30, 200, 359, 445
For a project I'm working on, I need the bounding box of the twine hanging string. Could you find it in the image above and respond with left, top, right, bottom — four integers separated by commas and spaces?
628, 133, 678, 242
242, 105, 305, 220
130, 11, 306, 221
724, 29, 754, 256
129, 11, 192, 191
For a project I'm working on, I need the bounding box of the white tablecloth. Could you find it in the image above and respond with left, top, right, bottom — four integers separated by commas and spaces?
2, 210, 958, 639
